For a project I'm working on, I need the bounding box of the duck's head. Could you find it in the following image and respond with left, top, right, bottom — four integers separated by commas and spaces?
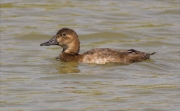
40, 28, 80, 54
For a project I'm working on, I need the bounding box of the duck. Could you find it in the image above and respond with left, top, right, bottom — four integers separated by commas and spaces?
40, 28, 155, 64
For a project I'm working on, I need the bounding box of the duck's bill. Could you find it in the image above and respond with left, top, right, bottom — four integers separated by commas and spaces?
40, 35, 59, 46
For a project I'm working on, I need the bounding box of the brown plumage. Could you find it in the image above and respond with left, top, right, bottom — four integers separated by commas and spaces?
40, 28, 156, 64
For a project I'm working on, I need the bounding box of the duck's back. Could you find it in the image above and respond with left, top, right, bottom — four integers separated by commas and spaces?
81, 48, 155, 64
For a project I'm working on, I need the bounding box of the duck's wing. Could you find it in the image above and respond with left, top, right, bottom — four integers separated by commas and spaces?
125, 49, 156, 63
82, 48, 155, 64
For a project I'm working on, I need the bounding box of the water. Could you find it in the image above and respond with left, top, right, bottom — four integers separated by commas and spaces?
0, 0, 180, 111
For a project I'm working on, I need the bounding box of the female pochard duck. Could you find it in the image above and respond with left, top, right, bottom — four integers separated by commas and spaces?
40, 28, 155, 64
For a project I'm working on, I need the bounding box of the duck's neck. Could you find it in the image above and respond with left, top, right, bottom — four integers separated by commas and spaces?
62, 41, 80, 55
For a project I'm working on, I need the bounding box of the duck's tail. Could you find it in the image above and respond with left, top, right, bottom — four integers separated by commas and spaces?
145, 52, 156, 59
127, 49, 156, 63
150, 52, 156, 55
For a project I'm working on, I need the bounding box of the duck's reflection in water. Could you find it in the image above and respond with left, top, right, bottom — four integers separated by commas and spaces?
55, 61, 80, 74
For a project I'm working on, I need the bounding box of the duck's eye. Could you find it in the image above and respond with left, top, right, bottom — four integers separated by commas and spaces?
62, 33, 66, 36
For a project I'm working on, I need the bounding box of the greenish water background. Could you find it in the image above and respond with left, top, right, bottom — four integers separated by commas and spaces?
0, 0, 179, 111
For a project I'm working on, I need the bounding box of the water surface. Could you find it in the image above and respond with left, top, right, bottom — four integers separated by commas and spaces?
0, 0, 180, 111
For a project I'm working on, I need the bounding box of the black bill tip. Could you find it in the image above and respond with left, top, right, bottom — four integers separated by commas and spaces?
40, 42, 51, 46
40, 35, 58, 46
